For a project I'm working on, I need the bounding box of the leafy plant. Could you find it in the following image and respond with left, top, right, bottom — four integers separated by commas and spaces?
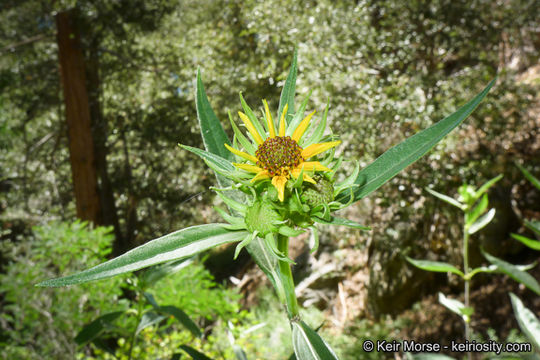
407, 176, 540, 359
0, 221, 124, 360
37, 53, 496, 359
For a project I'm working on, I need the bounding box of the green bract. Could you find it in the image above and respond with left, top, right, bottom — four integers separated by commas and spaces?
37, 51, 496, 360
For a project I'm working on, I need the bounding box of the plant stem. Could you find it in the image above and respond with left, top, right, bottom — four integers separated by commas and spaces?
127, 291, 144, 360
463, 226, 472, 360
277, 234, 300, 319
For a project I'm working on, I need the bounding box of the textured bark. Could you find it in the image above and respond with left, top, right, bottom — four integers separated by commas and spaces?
56, 10, 101, 223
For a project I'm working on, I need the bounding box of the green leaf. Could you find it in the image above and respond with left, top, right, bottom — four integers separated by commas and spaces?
159, 305, 201, 338
313, 216, 370, 230
136, 311, 167, 335
36, 224, 248, 287
180, 144, 237, 179
425, 187, 465, 210
286, 90, 313, 138
467, 208, 495, 234
228, 111, 256, 155
75, 311, 125, 345
511, 233, 540, 251
405, 257, 465, 277
196, 70, 232, 161
466, 194, 488, 226
509, 293, 540, 350
337, 79, 496, 204
474, 174, 503, 200
278, 49, 298, 123
516, 163, 540, 191
291, 320, 339, 360
438, 293, 473, 320
483, 251, 540, 295
196, 70, 233, 188
304, 100, 329, 147
179, 345, 214, 360
525, 219, 540, 236
141, 258, 193, 287
246, 237, 287, 304
233, 345, 248, 360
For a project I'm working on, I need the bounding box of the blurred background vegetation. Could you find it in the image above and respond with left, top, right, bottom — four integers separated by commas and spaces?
1, 0, 538, 359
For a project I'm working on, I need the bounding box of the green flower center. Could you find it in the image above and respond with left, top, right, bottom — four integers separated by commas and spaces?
255, 136, 303, 176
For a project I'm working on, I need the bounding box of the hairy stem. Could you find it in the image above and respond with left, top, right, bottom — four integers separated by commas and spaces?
277, 235, 300, 319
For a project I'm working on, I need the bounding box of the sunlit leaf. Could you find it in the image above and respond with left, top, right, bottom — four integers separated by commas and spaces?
474, 174, 503, 200
483, 251, 540, 295
425, 187, 465, 210
509, 293, 540, 350
511, 233, 540, 251
406, 257, 465, 277
291, 320, 339, 360
36, 224, 248, 287
466, 194, 488, 226
467, 208, 495, 234
278, 49, 297, 123
438, 293, 473, 320
337, 79, 496, 204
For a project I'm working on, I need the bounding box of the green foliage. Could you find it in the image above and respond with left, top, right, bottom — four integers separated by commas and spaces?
0, 221, 124, 360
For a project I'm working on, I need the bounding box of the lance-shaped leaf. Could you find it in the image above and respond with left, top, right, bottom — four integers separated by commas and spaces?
511, 233, 540, 251
196, 70, 232, 161
406, 257, 465, 277
425, 187, 465, 210
467, 208, 495, 234
516, 163, 540, 191
36, 224, 248, 287
483, 251, 540, 295
75, 311, 125, 345
337, 79, 496, 204
291, 320, 339, 360
246, 237, 287, 304
159, 305, 201, 338
136, 311, 167, 335
313, 216, 370, 230
474, 174, 503, 200
179, 345, 214, 360
438, 293, 473, 321
196, 70, 233, 189
278, 49, 297, 123
509, 293, 540, 350
180, 144, 240, 180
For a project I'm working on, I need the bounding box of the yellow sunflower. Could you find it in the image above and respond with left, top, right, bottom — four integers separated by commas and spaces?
225, 100, 340, 202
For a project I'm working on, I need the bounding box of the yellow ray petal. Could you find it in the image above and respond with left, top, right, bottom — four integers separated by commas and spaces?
291, 167, 316, 184
263, 100, 275, 138
251, 170, 270, 182
271, 175, 288, 202
292, 110, 316, 142
301, 161, 332, 172
238, 111, 264, 145
302, 173, 316, 184
225, 143, 258, 163
301, 140, 341, 159
279, 104, 288, 137
233, 162, 262, 173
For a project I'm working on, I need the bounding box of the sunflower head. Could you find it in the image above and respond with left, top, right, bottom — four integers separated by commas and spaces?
225, 95, 341, 203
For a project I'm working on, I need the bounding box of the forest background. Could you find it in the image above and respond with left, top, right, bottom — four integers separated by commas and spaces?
1, 0, 539, 359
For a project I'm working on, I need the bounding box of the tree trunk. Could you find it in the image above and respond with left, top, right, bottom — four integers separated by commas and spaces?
56, 10, 101, 224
